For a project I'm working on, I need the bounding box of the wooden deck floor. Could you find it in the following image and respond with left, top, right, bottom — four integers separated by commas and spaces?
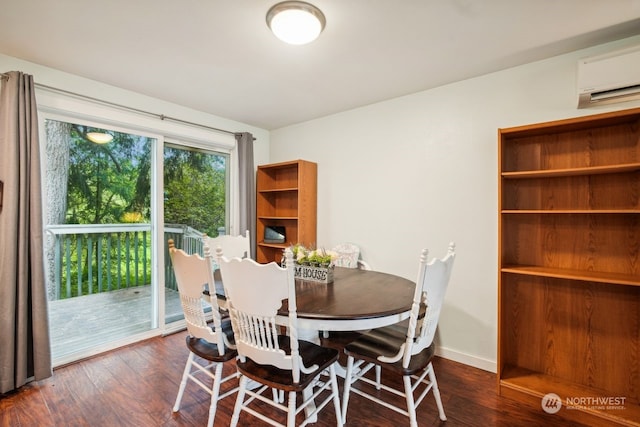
48, 286, 184, 362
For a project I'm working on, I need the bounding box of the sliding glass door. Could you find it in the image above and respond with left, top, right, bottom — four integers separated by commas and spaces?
42, 117, 231, 365
44, 119, 155, 363
163, 142, 229, 324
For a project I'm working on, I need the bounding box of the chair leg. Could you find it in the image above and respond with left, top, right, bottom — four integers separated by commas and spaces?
207, 362, 224, 427
287, 391, 296, 427
403, 375, 418, 427
230, 375, 248, 427
329, 364, 344, 427
271, 388, 284, 403
341, 355, 355, 424
427, 362, 447, 421
375, 365, 381, 390
173, 352, 194, 412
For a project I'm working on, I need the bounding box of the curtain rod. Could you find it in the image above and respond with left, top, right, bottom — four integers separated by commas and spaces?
32, 81, 239, 137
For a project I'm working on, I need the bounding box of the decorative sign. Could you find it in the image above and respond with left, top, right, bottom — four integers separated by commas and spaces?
294, 265, 334, 284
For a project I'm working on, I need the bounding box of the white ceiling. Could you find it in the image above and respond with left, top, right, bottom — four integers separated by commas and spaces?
1, 1, 640, 130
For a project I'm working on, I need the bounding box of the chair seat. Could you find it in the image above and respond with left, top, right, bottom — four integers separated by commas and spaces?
236, 336, 339, 392
344, 324, 436, 376
186, 317, 237, 362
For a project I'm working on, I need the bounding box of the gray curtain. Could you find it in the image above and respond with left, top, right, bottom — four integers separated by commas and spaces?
0, 71, 52, 393
235, 132, 256, 258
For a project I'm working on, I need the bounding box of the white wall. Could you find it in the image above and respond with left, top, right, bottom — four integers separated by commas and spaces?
269, 35, 640, 372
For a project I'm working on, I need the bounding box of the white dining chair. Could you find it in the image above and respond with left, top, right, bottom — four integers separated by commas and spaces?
202, 229, 252, 298
168, 239, 239, 427
202, 229, 251, 260
331, 242, 371, 270
341, 243, 456, 427
217, 248, 343, 427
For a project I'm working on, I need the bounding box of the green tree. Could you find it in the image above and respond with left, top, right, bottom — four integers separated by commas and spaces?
66, 125, 151, 224
163, 147, 226, 236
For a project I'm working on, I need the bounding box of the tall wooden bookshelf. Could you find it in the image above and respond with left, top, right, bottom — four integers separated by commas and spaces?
498, 108, 640, 426
256, 160, 317, 264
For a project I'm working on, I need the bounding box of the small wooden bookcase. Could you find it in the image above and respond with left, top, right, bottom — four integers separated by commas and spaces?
256, 160, 317, 264
498, 108, 640, 426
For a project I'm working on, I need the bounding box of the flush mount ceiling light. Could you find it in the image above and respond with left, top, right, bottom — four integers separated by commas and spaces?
86, 132, 114, 144
266, 1, 326, 45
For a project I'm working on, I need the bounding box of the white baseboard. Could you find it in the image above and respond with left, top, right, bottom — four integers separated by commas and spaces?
435, 346, 497, 373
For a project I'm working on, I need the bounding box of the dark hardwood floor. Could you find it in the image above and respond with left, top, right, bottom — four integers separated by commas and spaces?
0, 331, 599, 426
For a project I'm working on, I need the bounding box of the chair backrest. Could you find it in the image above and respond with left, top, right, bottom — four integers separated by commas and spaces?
202, 230, 251, 260
217, 249, 307, 382
168, 239, 229, 354
332, 242, 363, 269
404, 242, 456, 367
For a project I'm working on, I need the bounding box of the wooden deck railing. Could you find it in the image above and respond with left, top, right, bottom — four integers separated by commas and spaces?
46, 224, 210, 300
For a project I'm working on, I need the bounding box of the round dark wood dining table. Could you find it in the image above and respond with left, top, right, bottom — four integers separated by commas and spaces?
278, 266, 416, 333
212, 266, 416, 334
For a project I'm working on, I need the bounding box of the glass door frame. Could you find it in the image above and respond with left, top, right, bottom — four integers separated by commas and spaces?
162, 137, 232, 333
37, 88, 238, 365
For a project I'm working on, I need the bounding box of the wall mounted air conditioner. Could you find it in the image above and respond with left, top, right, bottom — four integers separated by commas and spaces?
577, 44, 640, 108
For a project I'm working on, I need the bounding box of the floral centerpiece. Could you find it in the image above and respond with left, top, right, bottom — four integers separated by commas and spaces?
287, 244, 337, 283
